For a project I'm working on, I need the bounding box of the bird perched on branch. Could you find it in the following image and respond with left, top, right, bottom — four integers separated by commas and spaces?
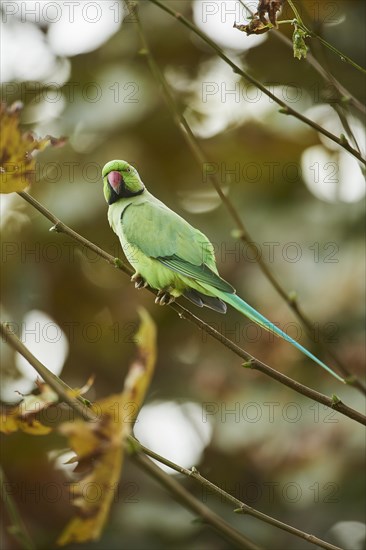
102, 159, 344, 383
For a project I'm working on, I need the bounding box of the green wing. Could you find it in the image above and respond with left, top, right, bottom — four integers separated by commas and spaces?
121, 200, 234, 293
159, 255, 234, 293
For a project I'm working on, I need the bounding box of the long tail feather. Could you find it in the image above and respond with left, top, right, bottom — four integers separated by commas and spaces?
219, 292, 344, 383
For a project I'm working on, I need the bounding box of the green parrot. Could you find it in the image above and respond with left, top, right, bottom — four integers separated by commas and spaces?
102, 159, 344, 383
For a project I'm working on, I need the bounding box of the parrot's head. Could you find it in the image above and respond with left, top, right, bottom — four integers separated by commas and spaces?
102, 160, 145, 205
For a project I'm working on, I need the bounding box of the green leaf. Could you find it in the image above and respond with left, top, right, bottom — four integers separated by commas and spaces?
293, 25, 308, 60
331, 394, 341, 405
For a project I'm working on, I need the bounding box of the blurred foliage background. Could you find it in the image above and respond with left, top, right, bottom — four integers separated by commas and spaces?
1, 1, 365, 548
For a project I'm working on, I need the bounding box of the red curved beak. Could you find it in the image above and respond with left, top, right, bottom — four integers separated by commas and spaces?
107, 171, 122, 192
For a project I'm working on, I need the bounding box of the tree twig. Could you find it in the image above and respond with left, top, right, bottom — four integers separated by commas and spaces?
131, 452, 261, 550
128, 436, 343, 550
15, 191, 366, 426
286, 0, 366, 75
0, 322, 95, 422
0, 466, 35, 550
146, 0, 365, 166
171, 304, 366, 425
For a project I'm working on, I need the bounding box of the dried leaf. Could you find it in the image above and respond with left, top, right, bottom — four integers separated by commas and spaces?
123, 308, 157, 407
257, 0, 284, 26
234, 0, 284, 35
234, 19, 271, 36
0, 102, 66, 193
0, 381, 59, 435
0, 378, 93, 435
57, 309, 157, 546
0, 407, 52, 435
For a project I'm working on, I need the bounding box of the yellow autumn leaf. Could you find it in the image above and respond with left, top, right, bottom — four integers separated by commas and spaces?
57, 308, 157, 546
0, 408, 52, 435
0, 101, 65, 193
17, 418, 53, 435
0, 379, 93, 435
0, 380, 59, 435
122, 307, 157, 409
0, 412, 18, 434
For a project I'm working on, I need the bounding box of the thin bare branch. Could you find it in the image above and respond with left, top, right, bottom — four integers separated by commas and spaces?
146, 0, 365, 166
0, 322, 95, 422
128, 436, 343, 550
0, 466, 35, 550
131, 453, 261, 550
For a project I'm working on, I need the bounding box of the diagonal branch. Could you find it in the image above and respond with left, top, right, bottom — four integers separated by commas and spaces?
15, 191, 366, 426
0, 322, 95, 422
131, 452, 261, 550
128, 436, 343, 550
0, 466, 35, 550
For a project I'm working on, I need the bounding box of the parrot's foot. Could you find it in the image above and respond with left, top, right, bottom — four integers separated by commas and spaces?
131, 274, 148, 290
155, 290, 175, 306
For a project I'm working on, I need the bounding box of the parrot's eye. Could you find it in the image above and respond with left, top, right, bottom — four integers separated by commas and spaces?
107, 171, 122, 192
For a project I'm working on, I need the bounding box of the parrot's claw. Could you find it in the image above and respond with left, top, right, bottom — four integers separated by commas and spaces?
131, 274, 148, 289
135, 279, 148, 290
155, 290, 175, 306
